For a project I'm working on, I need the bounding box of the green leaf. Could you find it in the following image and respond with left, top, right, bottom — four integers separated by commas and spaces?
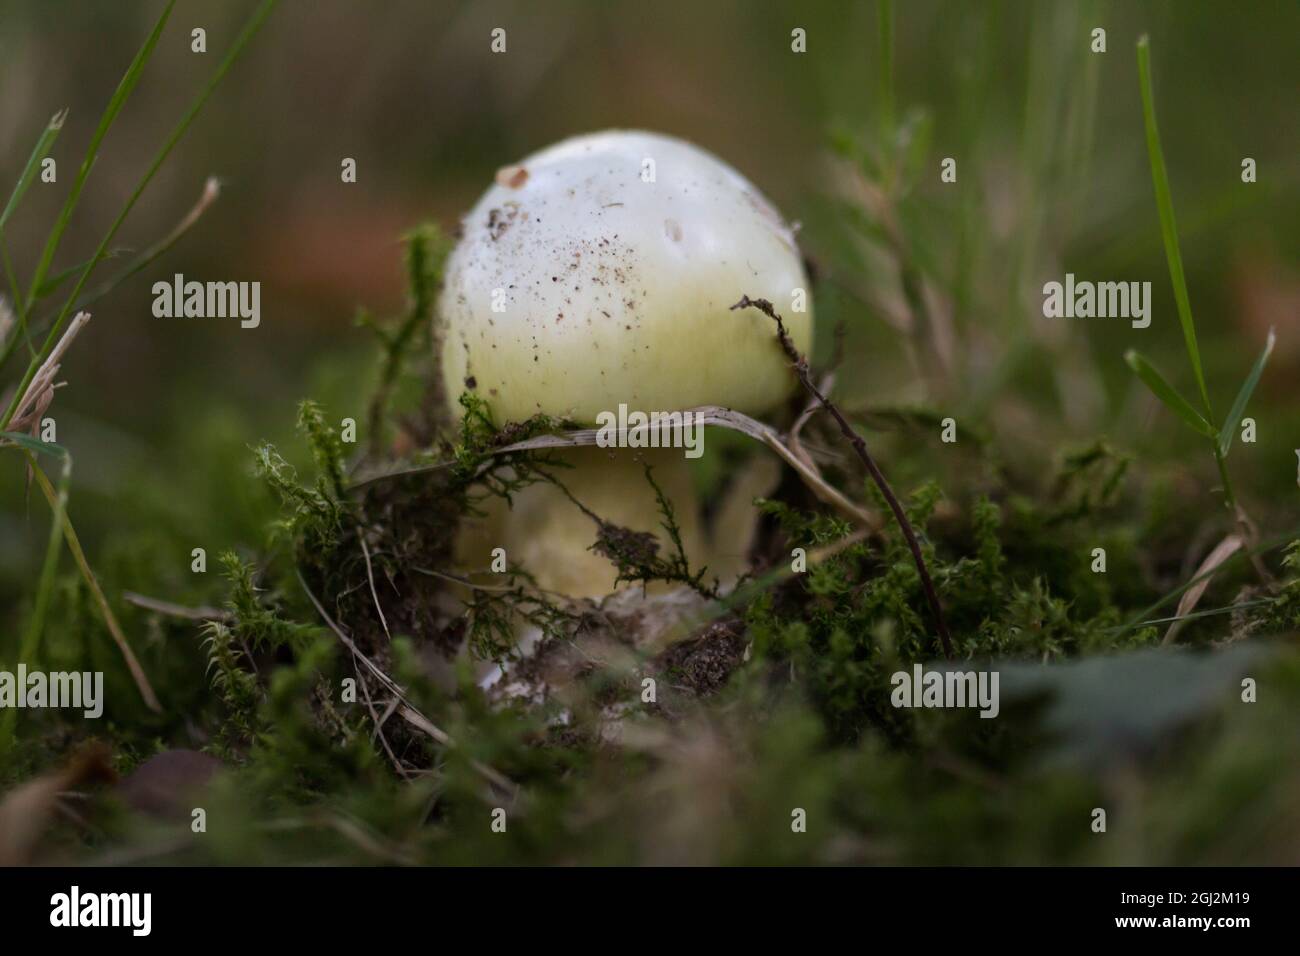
1218, 328, 1275, 457
1124, 349, 1216, 438
994, 644, 1272, 766
1137, 36, 1212, 418
0, 430, 68, 459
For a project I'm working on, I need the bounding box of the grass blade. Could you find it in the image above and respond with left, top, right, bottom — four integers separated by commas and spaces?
0, 110, 71, 362
74, 177, 221, 313
0, 178, 218, 376
26, 458, 162, 713
1137, 35, 1212, 417
22, 1, 178, 312
1124, 348, 1215, 438
1109, 524, 1300, 637
0, 109, 68, 236
1218, 328, 1275, 457
31, 253, 116, 303
0, 441, 70, 754
1, 0, 280, 431
0, 431, 67, 459
1, 242, 36, 360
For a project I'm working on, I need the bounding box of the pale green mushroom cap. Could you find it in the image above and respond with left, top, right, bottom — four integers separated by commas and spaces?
438, 129, 813, 425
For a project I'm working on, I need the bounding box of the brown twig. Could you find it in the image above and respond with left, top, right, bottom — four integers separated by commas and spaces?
123, 591, 231, 622
295, 569, 519, 799
731, 295, 954, 660
349, 405, 880, 531
356, 526, 391, 639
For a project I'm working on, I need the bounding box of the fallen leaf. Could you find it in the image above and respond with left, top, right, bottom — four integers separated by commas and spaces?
1163, 534, 1243, 645
0, 742, 115, 866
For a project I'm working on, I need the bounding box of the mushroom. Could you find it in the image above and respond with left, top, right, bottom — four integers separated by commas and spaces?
438, 129, 812, 599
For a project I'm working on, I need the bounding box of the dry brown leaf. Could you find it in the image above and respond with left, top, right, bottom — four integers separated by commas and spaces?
1163, 534, 1243, 646
0, 742, 115, 866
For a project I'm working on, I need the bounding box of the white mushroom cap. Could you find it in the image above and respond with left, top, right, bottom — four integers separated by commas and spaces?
438, 129, 813, 424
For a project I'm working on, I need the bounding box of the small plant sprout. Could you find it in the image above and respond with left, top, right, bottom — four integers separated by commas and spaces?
1128, 37, 1275, 566
439, 130, 813, 597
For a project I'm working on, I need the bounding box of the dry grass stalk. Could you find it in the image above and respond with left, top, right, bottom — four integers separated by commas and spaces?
10, 310, 90, 435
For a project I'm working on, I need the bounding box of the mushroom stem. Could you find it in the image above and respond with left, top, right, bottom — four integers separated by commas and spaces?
731, 295, 955, 661
455, 446, 708, 600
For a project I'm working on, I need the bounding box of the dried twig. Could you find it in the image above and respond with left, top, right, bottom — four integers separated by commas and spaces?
123, 591, 231, 622
787, 370, 835, 473
295, 569, 518, 798
731, 295, 954, 659
356, 526, 391, 639
350, 650, 409, 780
350, 406, 880, 531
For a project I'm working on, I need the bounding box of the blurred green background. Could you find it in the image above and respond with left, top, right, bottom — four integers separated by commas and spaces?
1, 0, 1297, 633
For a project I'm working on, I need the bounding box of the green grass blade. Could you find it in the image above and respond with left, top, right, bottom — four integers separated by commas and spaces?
1137, 35, 1212, 417
23, 1, 178, 312
1125, 348, 1216, 438
1218, 328, 1275, 457
0, 240, 37, 360
1, 0, 280, 432
1110, 524, 1300, 636
73, 177, 221, 313
0, 444, 70, 754
0, 431, 68, 458
0, 178, 216, 373
0, 109, 68, 236
33, 252, 115, 302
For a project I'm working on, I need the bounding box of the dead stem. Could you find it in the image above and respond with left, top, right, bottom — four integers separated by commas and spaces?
9, 311, 89, 433
123, 591, 232, 622
28, 460, 163, 711
356, 525, 391, 639
731, 295, 955, 660
350, 406, 880, 531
